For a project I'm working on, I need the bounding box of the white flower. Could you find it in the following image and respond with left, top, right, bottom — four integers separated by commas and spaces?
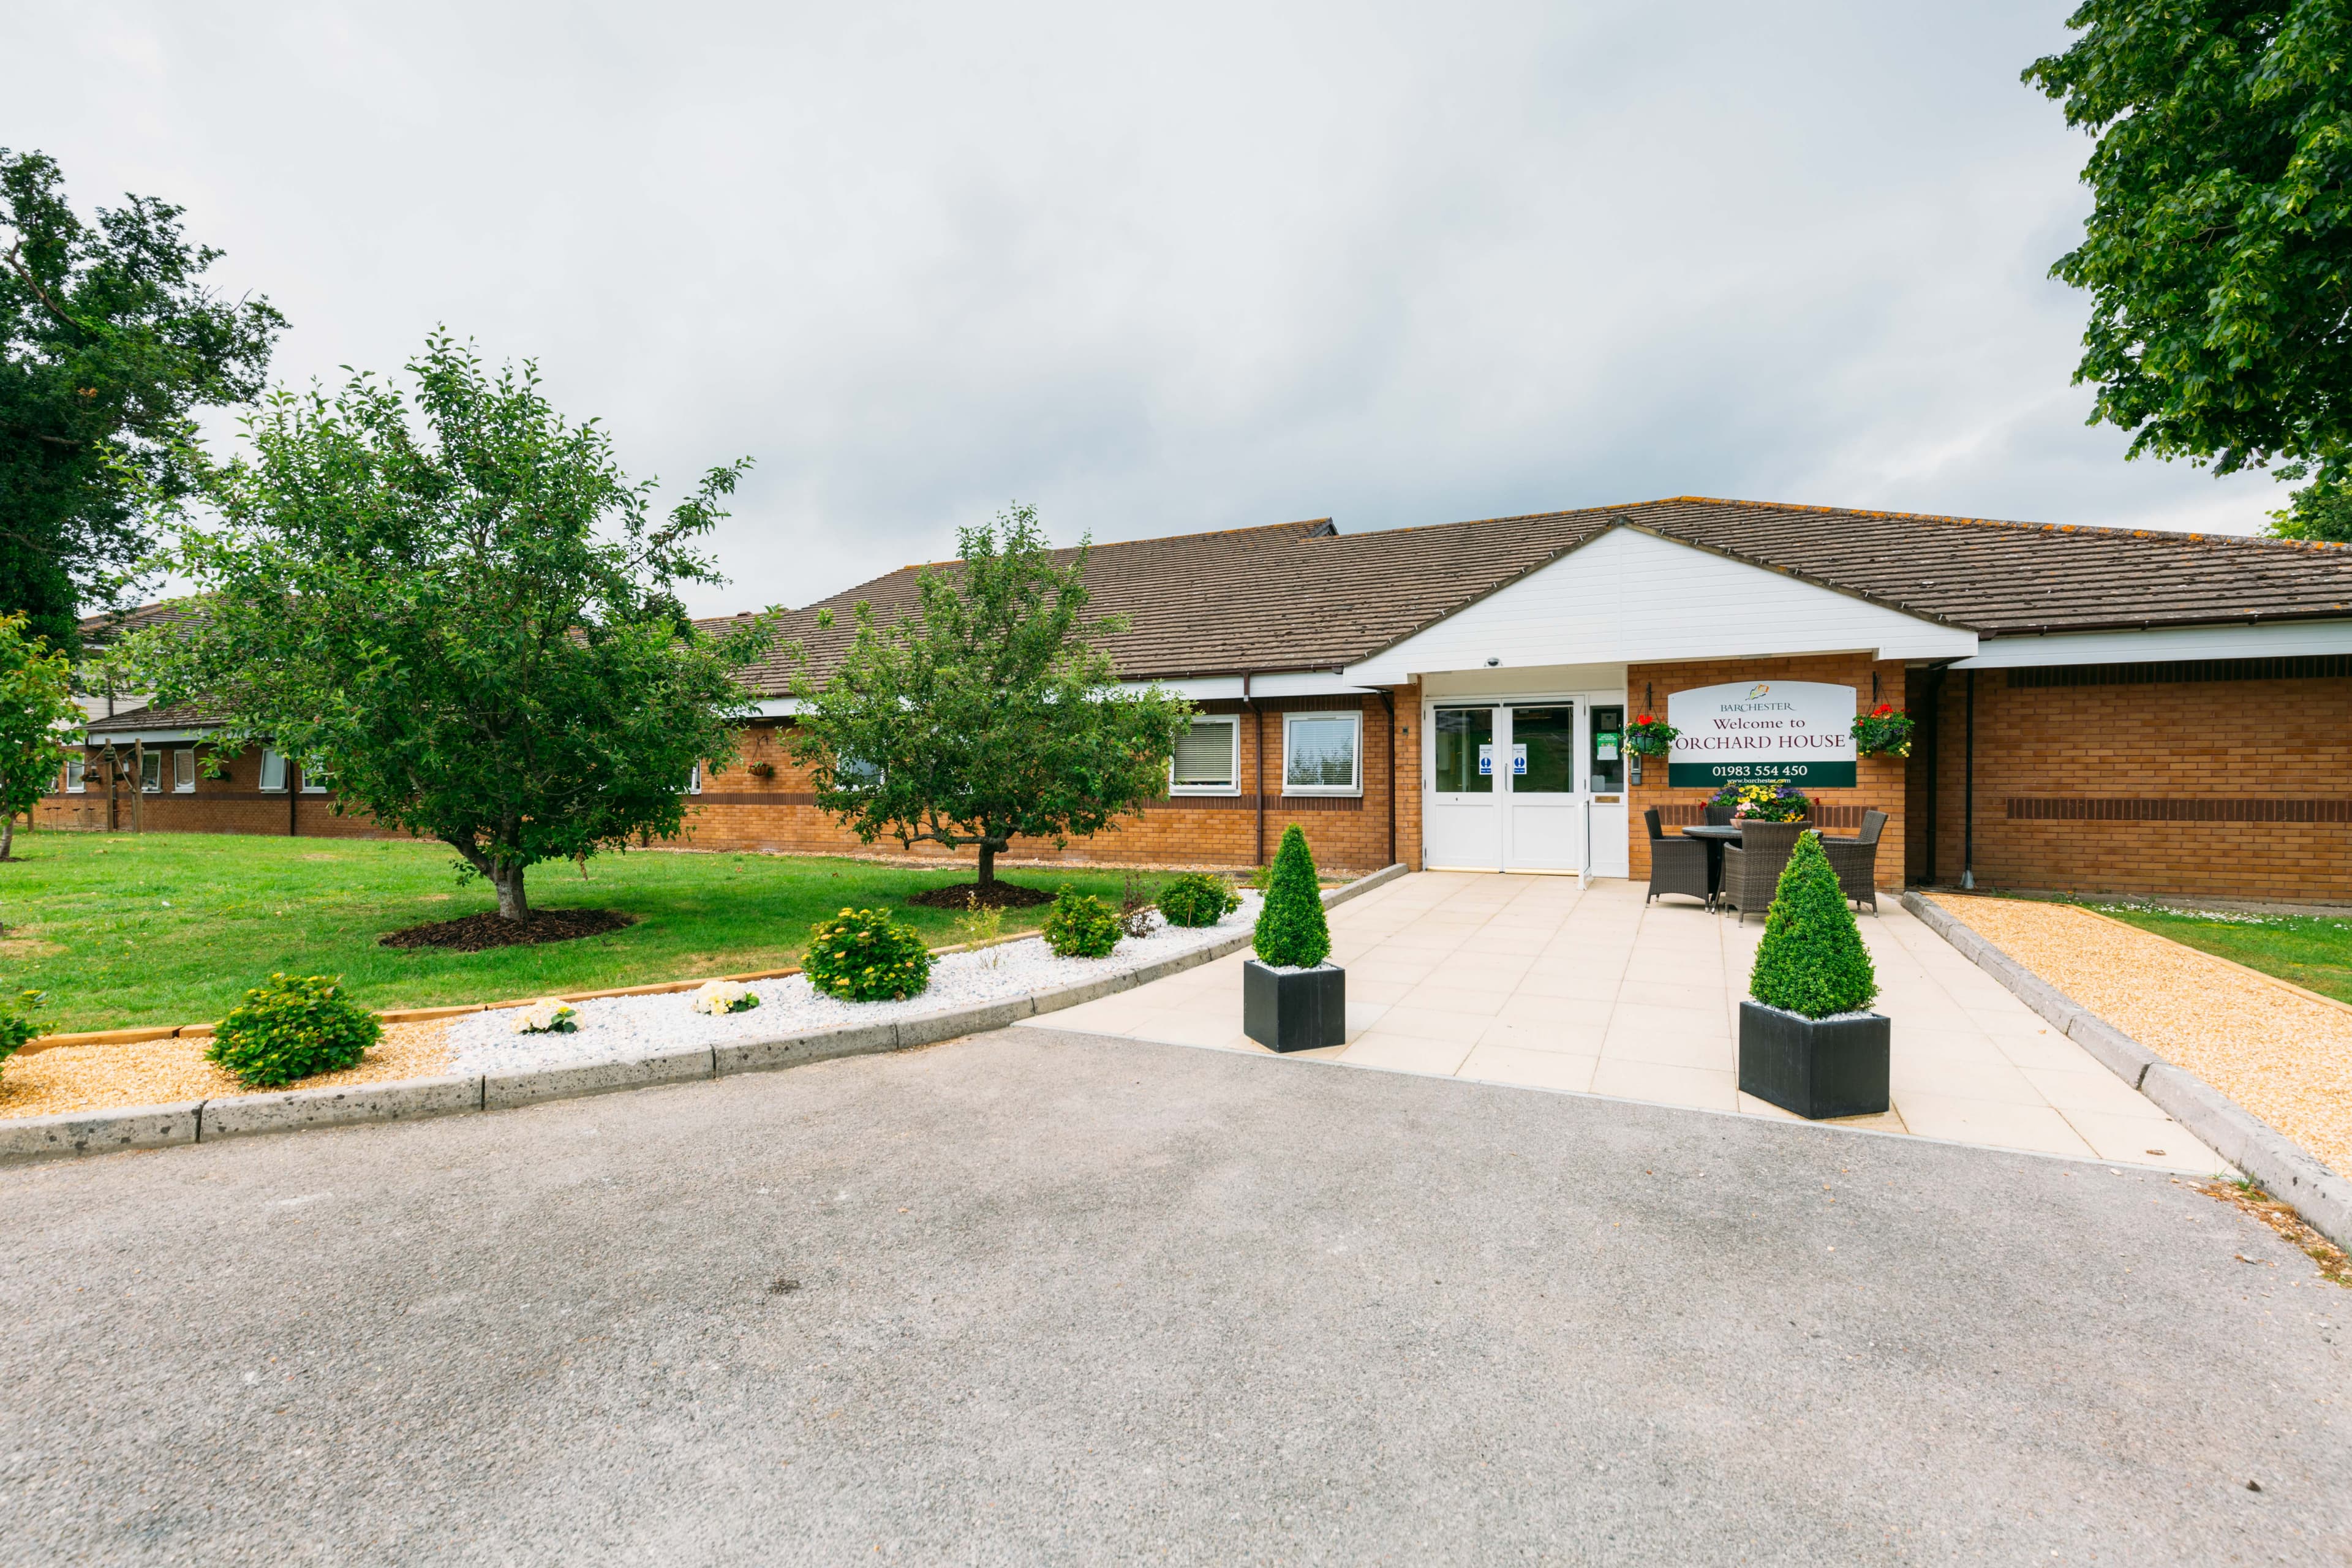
690, 980, 760, 1016
513, 998, 578, 1035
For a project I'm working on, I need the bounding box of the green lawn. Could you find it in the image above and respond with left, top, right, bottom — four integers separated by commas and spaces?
0, 830, 1182, 1033
2086, 900, 2352, 1006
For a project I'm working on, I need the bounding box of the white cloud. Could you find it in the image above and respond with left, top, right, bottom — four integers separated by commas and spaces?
5, 0, 2294, 617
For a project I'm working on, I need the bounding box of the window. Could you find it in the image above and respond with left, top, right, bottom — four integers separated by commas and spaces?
1169, 717, 1239, 794
835, 755, 883, 791
173, 748, 196, 793
300, 758, 330, 794
64, 756, 86, 793
140, 750, 162, 793
685, 762, 703, 795
259, 748, 288, 793
1283, 711, 1361, 796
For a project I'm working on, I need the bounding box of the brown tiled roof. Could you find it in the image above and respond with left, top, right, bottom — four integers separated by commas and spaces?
721, 496, 2352, 692
77, 600, 195, 650
85, 699, 221, 734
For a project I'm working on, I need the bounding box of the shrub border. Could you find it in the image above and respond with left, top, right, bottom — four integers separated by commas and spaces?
0, 864, 1406, 1165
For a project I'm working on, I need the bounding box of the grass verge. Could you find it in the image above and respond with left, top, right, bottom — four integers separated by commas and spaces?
2074, 900, 2352, 1007
0, 831, 1188, 1033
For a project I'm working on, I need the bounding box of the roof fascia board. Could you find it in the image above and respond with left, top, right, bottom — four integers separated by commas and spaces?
82, 728, 211, 746
1607, 520, 1972, 630
1344, 524, 1974, 683
1340, 515, 1974, 677
1950, 619, 2352, 669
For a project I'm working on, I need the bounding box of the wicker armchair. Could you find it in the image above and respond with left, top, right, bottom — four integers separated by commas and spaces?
1717, 820, 1807, 924
1644, 808, 1711, 907
1819, 809, 1889, 913
1704, 802, 1735, 826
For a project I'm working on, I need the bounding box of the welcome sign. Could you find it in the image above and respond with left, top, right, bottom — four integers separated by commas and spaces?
1665, 680, 1858, 789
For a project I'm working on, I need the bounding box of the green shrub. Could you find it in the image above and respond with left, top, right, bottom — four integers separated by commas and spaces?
1158, 872, 1240, 928
1042, 887, 1122, 958
207, 974, 380, 1087
0, 989, 48, 1071
804, 907, 933, 1001
1253, 824, 1331, 968
1748, 832, 1878, 1019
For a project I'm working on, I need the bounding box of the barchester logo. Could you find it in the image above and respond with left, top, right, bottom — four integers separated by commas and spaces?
1746, 684, 1770, 699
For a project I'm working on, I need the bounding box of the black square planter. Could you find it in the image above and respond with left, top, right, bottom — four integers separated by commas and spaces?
1738, 1000, 1890, 1120
1243, 960, 1346, 1052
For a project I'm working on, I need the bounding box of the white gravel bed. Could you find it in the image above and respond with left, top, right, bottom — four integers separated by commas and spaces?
445, 894, 1262, 1074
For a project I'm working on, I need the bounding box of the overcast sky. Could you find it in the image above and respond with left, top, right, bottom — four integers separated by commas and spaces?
6, 2, 2292, 617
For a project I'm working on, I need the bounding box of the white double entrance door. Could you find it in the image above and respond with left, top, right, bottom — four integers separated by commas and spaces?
1422, 697, 1630, 875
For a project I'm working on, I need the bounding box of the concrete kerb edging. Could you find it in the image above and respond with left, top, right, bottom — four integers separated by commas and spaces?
1900, 890, 2352, 1252
0, 862, 1412, 1168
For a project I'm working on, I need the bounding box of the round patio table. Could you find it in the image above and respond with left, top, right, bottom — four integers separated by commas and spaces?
1678, 823, 1743, 899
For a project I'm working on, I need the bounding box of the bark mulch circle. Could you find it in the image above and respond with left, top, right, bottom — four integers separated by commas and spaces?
904, 881, 1056, 911
379, 908, 637, 952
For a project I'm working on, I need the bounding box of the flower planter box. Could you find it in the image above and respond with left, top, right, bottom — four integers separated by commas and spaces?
1737, 1000, 1890, 1120
1243, 960, 1346, 1053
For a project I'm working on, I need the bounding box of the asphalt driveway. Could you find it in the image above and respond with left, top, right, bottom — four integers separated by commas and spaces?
2, 1026, 2345, 1566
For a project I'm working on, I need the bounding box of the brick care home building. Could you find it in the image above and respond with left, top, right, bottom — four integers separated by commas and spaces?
42, 496, 2352, 902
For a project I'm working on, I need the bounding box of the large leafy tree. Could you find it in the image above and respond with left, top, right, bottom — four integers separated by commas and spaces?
2025, 2, 2352, 540
135, 334, 771, 922
1, 149, 284, 646
789, 505, 1191, 895
0, 611, 79, 861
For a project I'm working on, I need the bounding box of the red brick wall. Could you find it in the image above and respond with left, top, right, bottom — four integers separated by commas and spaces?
1626, 654, 1910, 891
33, 744, 401, 839
43, 698, 1413, 876
677, 698, 1407, 875
1917, 668, 2352, 901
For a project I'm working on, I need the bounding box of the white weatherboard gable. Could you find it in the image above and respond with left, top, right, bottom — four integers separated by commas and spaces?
1343, 526, 1976, 683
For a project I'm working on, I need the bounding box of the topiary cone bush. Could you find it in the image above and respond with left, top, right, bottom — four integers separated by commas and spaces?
1748, 832, 1878, 1019
207, 974, 381, 1088
1253, 824, 1332, 969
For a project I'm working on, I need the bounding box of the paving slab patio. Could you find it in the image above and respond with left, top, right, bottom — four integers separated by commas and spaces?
1020, 871, 2233, 1174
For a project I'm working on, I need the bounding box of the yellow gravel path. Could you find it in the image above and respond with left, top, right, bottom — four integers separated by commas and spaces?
0, 1022, 452, 1120
1932, 895, 2352, 1177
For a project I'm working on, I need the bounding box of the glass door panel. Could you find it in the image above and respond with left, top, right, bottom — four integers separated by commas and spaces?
1433, 707, 1496, 793
1587, 704, 1625, 793
1507, 704, 1577, 794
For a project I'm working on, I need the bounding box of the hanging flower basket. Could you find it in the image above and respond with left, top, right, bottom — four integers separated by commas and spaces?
1711, 780, 1810, 823
1850, 704, 1915, 758
1624, 713, 1679, 757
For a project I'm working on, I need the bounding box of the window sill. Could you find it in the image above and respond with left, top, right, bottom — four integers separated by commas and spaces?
1282, 787, 1363, 799
1169, 786, 1242, 797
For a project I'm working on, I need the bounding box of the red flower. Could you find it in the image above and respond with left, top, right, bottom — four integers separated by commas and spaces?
1634, 713, 1654, 725
1870, 704, 1893, 716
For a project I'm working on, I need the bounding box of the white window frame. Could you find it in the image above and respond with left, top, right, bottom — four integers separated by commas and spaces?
1281, 710, 1363, 797
1168, 715, 1241, 796
173, 748, 196, 793
140, 750, 162, 794
259, 748, 288, 793
686, 761, 703, 796
300, 758, 330, 794
65, 756, 86, 793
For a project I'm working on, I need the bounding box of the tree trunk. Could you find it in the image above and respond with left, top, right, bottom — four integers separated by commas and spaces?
0, 813, 15, 861
493, 863, 530, 922
976, 840, 999, 888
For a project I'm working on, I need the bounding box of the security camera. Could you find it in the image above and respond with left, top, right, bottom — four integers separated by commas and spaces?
1485, 656, 1500, 668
